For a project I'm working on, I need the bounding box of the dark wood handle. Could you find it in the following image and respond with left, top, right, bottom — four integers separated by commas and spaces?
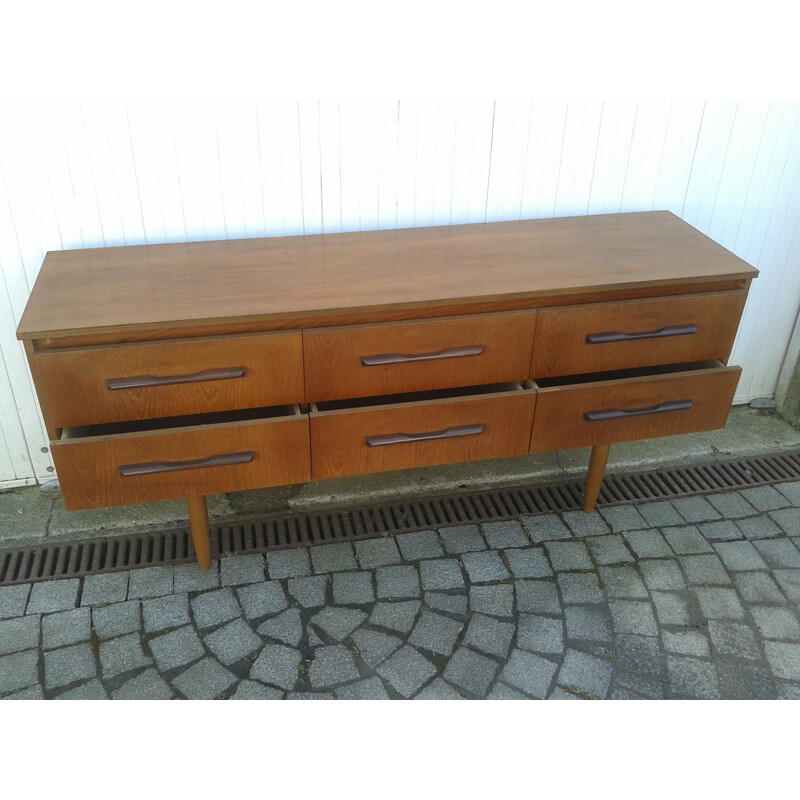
585, 325, 697, 344
361, 345, 482, 367
584, 399, 692, 422
107, 367, 246, 390
365, 424, 484, 447
119, 451, 254, 476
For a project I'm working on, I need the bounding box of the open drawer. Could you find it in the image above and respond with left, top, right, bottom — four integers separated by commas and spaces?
529, 360, 740, 453
51, 405, 310, 509
309, 382, 537, 480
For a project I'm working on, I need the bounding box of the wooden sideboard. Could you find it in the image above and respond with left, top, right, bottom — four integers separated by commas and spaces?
16, 211, 758, 569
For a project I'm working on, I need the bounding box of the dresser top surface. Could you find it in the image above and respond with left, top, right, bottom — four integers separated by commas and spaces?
17, 211, 758, 340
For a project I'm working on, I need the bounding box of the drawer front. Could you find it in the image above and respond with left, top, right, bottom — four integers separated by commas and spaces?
310, 389, 536, 480
530, 364, 740, 453
531, 291, 747, 378
304, 312, 537, 402
52, 414, 310, 509
33, 332, 305, 428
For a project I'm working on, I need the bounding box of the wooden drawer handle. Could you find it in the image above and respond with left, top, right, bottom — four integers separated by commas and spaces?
585, 325, 697, 344
366, 423, 484, 447
119, 451, 254, 476
584, 399, 692, 422
361, 345, 482, 367
107, 367, 246, 390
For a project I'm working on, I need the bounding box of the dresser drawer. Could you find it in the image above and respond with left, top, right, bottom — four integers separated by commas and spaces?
303, 312, 537, 402
529, 361, 740, 452
51, 405, 310, 509
33, 331, 305, 428
531, 291, 747, 378
309, 383, 537, 480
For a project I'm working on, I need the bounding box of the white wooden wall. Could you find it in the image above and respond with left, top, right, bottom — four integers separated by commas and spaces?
2, 100, 800, 487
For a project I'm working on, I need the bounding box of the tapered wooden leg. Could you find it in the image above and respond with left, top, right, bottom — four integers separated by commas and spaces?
187, 495, 211, 570
583, 444, 611, 512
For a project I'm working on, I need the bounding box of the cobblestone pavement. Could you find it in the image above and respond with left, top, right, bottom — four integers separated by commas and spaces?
3, 482, 800, 699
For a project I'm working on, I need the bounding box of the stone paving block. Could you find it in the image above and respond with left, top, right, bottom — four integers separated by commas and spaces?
667, 656, 720, 699
113, 669, 173, 700
354, 537, 401, 569
740, 485, 790, 512
694, 587, 745, 620
586, 535, 634, 565
369, 600, 420, 634
425, 592, 468, 616
232, 680, 284, 700
286, 692, 335, 700
409, 609, 464, 656
55, 679, 108, 700
504, 547, 553, 579
351, 627, 403, 668
42, 607, 90, 650
481, 520, 529, 550
220, 553, 265, 586
522, 514, 574, 544
753, 539, 800, 569
640, 560, 685, 591
706, 492, 758, 519
463, 613, 515, 658
599, 505, 647, 532
488, 682, 530, 700
515, 580, 558, 615
375, 565, 420, 599
679, 555, 731, 586
707, 620, 761, 660
716, 661, 776, 700
142, 593, 190, 633
751, 605, 800, 640
173, 562, 220, 593
149, 626, 205, 672
615, 634, 663, 677
561, 510, 609, 537
770, 507, 800, 536
557, 572, 603, 604
662, 629, 710, 658
396, 530, 444, 560
173, 657, 237, 699
127, 566, 174, 599
558, 649, 613, 698
733, 571, 786, 604
3, 685, 44, 700
206, 618, 263, 664
310, 607, 367, 641
333, 571, 375, 605
0, 649, 39, 694
92, 600, 141, 640
764, 641, 800, 680
257, 608, 303, 647
414, 678, 463, 700
0, 585, 31, 620
286, 576, 327, 609
336, 676, 391, 700
713, 540, 768, 572
609, 600, 658, 636
637, 501, 685, 528
651, 591, 691, 626
697, 520, 744, 542
622, 529, 674, 559
238, 580, 290, 618
376, 645, 437, 698
499, 648, 557, 698
545, 541, 593, 572
310, 542, 358, 574
309, 645, 360, 689
564, 605, 612, 642
0, 614, 40, 655
662, 526, 713, 555
460, 551, 509, 583
250, 644, 302, 690
419, 559, 464, 591
190, 588, 241, 629
81, 572, 129, 606
736, 516, 783, 540
44, 642, 96, 688
517, 614, 563, 655
775, 681, 800, 700
99, 632, 151, 678
598, 565, 648, 598
614, 670, 665, 699
773, 569, 800, 601
470, 583, 514, 618
776, 481, 800, 505
443, 647, 497, 697
438, 524, 486, 554
27, 579, 79, 614
267, 548, 311, 579
670, 496, 721, 523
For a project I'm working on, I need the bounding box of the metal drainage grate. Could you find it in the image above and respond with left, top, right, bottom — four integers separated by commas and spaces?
2, 449, 800, 587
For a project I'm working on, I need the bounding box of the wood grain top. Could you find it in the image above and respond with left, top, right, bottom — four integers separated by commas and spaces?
17, 211, 758, 340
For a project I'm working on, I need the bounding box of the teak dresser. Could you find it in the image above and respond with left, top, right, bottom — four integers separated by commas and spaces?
17, 212, 758, 569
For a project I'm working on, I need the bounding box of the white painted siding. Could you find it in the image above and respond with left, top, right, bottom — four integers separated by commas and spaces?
1, 100, 799, 486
